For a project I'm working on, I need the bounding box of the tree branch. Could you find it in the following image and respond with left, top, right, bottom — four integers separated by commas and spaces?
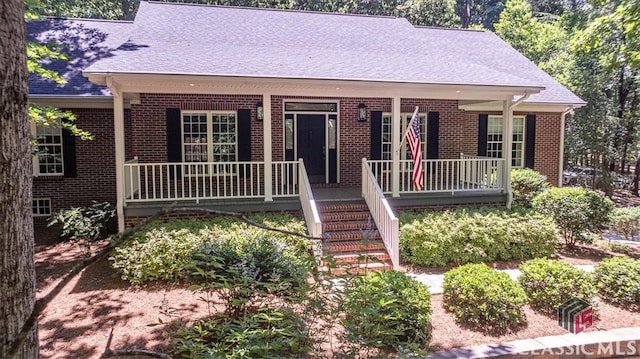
7, 206, 319, 359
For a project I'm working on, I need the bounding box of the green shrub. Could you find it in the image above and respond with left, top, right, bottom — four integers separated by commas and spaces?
609, 207, 640, 240
593, 257, 640, 309
532, 187, 613, 245
341, 270, 432, 352
511, 168, 549, 207
110, 215, 311, 285
443, 263, 527, 332
400, 209, 557, 266
187, 235, 314, 315
48, 201, 115, 240
173, 307, 312, 359
518, 258, 596, 314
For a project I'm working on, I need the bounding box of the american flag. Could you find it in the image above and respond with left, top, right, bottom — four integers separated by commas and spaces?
405, 109, 423, 191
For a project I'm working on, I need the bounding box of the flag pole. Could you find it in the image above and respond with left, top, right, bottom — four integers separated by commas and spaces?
397, 106, 420, 151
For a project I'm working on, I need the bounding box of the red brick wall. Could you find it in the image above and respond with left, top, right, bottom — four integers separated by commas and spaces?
129, 94, 562, 187
33, 108, 131, 217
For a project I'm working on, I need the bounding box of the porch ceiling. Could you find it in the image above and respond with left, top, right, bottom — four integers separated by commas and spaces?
85, 73, 543, 101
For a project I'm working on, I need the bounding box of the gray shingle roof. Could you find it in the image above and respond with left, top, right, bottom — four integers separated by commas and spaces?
28, 18, 132, 96
32, 1, 584, 105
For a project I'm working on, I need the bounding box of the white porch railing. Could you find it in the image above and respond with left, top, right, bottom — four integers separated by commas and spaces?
367, 156, 505, 194
361, 158, 400, 269
298, 159, 322, 239
123, 161, 300, 203
124, 157, 139, 199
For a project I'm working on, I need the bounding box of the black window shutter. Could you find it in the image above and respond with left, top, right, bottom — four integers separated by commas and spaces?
478, 114, 488, 156
370, 111, 382, 160
166, 108, 182, 178
525, 114, 536, 169
62, 128, 77, 178
426, 111, 439, 159
237, 109, 251, 176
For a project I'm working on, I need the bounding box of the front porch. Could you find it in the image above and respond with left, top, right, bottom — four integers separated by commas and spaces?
123, 156, 508, 206
123, 156, 509, 270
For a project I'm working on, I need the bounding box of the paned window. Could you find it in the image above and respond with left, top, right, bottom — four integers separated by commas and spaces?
487, 115, 525, 168
32, 198, 51, 217
381, 113, 426, 161
34, 124, 63, 175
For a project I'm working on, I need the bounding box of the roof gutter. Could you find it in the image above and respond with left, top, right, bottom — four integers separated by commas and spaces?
559, 105, 574, 186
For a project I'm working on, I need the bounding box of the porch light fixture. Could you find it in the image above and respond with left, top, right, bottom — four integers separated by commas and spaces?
256, 101, 264, 121
357, 103, 367, 122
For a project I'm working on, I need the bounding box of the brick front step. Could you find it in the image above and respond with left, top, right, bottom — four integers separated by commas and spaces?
322, 240, 387, 253
318, 261, 393, 276
323, 230, 381, 242
323, 220, 378, 232
321, 252, 390, 266
318, 203, 369, 213
320, 211, 371, 222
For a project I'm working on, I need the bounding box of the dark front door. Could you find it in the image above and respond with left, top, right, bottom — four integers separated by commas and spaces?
297, 114, 325, 183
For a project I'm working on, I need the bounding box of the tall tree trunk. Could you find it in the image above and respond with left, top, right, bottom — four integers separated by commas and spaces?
0, 0, 38, 358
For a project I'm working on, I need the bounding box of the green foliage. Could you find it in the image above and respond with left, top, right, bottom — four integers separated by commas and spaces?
341, 270, 432, 352
109, 215, 311, 285
48, 201, 115, 240
609, 207, 640, 240
494, 0, 569, 77
532, 187, 613, 245
173, 307, 312, 359
400, 209, 557, 267
511, 168, 549, 207
593, 257, 640, 309
187, 235, 314, 316
443, 263, 527, 332
518, 258, 596, 314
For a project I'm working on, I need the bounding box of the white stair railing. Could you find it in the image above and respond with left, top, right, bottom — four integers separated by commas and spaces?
361, 158, 399, 269
298, 159, 322, 239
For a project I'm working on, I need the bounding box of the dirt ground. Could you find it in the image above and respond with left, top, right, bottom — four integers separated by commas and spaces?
35, 189, 640, 358
35, 238, 640, 358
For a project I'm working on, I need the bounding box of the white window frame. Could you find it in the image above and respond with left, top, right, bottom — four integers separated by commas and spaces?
31, 122, 64, 176
381, 112, 427, 161
487, 115, 525, 168
181, 111, 238, 174
32, 198, 52, 217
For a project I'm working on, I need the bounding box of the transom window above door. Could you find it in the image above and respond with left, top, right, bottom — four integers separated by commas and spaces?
182, 111, 237, 164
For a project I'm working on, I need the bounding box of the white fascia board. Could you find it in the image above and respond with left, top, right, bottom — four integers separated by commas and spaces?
87, 73, 544, 102
29, 94, 140, 109
458, 100, 586, 113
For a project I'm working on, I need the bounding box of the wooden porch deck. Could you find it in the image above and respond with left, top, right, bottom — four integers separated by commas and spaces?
124, 186, 507, 218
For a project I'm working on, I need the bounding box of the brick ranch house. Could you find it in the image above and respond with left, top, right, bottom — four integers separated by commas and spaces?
29, 1, 584, 269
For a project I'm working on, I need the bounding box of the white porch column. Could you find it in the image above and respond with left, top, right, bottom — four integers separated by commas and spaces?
502, 99, 513, 207
107, 77, 126, 232
391, 96, 401, 197
263, 94, 273, 201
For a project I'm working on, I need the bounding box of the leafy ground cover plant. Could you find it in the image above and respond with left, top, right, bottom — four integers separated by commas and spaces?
341, 270, 432, 355
532, 187, 613, 245
593, 257, 640, 309
608, 207, 640, 240
173, 307, 312, 359
518, 258, 597, 314
48, 201, 115, 240
511, 168, 549, 207
443, 263, 527, 333
400, 208, 557, 266
186, 235, 314, 317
